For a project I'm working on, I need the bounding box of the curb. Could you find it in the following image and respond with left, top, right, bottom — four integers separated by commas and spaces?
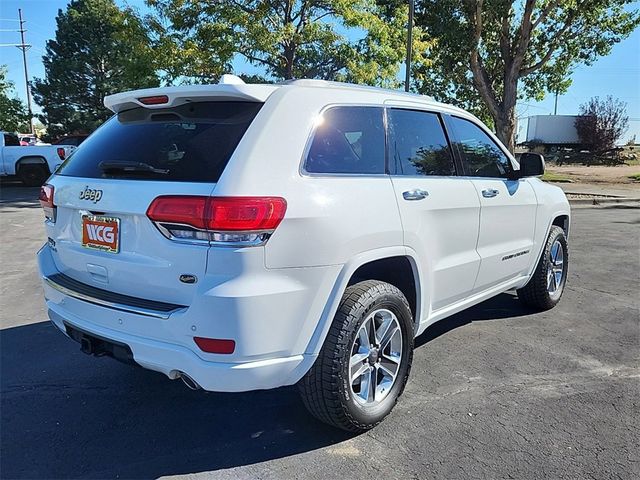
568, 197, 640, 205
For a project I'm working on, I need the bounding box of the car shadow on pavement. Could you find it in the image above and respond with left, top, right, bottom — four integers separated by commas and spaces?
1, 293, 528, 479
0, 320, 352, 479
416, 291, 531, 348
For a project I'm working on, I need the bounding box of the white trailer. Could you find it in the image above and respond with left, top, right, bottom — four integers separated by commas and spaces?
517, 115, 583, 147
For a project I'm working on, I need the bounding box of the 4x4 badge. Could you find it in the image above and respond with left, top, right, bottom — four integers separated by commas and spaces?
79, 186, 103, 203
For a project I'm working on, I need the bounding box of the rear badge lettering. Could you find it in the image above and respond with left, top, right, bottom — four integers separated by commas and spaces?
79, 186, 103, 203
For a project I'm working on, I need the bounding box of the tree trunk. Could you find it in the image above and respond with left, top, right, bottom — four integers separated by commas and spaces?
493, 78, 518, 153
494, 111, 516, 153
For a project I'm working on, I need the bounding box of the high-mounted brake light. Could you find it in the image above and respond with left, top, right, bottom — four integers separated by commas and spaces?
146, 196, 287, 246
39, 184, 56, 222
138, 95, 169, 105
56, 147, 66, 161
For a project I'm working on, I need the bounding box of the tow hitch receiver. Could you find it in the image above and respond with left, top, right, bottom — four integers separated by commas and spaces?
64, 322, 136, 365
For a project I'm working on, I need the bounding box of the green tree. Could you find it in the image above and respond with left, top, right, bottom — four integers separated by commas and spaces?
33, 0, 159, 139
146, 0, 432, 87
415, 0, 640, 152
0, 66, 31, 133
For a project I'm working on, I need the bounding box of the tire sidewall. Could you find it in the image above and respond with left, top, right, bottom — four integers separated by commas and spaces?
545, 228, 569, 303
338, 288, 414, 426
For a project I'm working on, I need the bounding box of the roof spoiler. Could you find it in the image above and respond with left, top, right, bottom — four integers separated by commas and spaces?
104, 75, 276, 113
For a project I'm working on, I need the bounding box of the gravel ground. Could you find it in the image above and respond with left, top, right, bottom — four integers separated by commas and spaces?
1, 182, 638, 480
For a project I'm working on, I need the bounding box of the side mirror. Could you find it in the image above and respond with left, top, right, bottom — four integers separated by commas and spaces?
518, 152, 545, 177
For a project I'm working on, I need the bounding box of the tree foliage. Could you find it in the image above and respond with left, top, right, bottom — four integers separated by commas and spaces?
414, 0, 640, 152
575, 96, 629, 151
0, 66, 31, 133
145, 0, 433, 87
32, 0, 159, 138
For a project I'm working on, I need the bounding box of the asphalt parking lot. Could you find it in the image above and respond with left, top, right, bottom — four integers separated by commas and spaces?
1, 181, 638, 480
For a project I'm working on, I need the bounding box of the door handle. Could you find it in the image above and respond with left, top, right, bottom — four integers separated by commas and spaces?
482, 188, 500, 198
403, 189, 429, 201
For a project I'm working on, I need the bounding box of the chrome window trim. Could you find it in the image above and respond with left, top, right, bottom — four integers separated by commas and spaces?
298, 102, 472, 180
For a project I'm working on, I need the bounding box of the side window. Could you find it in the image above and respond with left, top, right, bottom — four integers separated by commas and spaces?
305, 106, 385, 174
450, 117, 512, 178
4, 134, 20, 146
387, 109, 456, 176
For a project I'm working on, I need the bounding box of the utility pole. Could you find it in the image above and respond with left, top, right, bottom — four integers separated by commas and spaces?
17, 8, 34, 135
404, 0, 414, 93
553, 89, 559, 115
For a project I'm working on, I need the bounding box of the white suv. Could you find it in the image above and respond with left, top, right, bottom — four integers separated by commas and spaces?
37, 77, 570, 431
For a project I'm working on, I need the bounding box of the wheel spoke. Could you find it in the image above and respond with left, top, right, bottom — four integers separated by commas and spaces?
554, 248, 564, 267
380, 325, 399, 351
374, 311, 393, 346
551, 242, 559, 263
367, 367, 376, 402
378, 358, 398, 379
351, 360, 370, 383
554, 270, 562, 287
357, 323, 370, 351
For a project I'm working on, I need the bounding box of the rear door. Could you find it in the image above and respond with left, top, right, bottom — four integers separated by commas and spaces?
387, 108, 481, 313
447, 116, 537, 292
46, 101, 262, 306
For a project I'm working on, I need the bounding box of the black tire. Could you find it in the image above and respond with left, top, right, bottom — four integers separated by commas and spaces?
517, 225, 568, 311
18, 164, 49, 187
298, 280, 414, 432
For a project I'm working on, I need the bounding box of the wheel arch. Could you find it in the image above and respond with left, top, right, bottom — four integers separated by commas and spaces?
303, 246, 424, 358
525, 209, 571, 280
16, 156, 50, 172
552, 214, 570, 238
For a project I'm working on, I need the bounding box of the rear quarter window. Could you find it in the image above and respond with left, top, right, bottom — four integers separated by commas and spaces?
304, 106, 385, 175
56, 102, 262, 182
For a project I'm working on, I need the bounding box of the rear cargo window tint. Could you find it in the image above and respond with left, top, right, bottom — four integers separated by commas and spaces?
304, 106, 385, 174
56, 102, 262, 182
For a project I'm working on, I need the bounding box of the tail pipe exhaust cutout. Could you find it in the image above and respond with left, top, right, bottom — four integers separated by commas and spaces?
178, 372, 201, 390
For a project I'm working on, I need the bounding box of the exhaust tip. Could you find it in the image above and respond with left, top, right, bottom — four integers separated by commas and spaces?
178, 372, 201, 390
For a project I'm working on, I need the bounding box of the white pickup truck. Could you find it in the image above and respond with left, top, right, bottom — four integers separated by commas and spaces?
1, 132, 76, 186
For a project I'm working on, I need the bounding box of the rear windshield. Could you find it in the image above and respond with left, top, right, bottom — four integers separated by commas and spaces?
56, 101, 262, 182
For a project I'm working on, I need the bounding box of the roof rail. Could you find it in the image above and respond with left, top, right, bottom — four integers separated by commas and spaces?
278, 78, 434, 101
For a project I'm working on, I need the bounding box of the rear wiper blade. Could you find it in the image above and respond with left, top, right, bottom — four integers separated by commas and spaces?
99, 161, 169, 175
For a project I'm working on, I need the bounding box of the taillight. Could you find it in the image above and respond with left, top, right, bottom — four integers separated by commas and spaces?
39, 184, 56, 222
138, 95, 169, 105
146, 196, 287, 246
193, 337, 235, 354
56, 147, 66, 161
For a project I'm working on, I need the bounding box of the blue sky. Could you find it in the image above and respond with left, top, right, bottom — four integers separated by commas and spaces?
1, 0, 639, 142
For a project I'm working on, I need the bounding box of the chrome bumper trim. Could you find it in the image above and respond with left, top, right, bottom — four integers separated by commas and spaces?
43, 274, 187, 319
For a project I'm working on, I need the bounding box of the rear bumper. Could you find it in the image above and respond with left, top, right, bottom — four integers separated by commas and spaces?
38, 244, 341, 392
47, 305, 309, 391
